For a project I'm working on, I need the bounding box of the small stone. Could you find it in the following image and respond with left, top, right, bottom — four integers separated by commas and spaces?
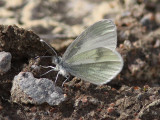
134, 86, 140, 90
128, 58, 146, 74
11, 72, 66, 106
109, 103, 115, 107
74, 95, 98, 108
0, 51, 12, 74
107, 107, 114, 113
81, 96, 88, 103
124, 40, 133, 50
149, 95, 155, 101
154, 39, 160, 48
140, 13, 155, 29
111, 88, 116, 91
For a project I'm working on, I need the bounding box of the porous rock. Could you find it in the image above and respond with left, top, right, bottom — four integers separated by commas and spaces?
11, 72, 66, 106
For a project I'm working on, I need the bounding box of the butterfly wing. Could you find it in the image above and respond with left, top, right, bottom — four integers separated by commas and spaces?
62, 19, 117, 61
63, 47, 123, 85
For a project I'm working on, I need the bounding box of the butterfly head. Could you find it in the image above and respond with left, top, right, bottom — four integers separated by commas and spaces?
52, 56, 62, 65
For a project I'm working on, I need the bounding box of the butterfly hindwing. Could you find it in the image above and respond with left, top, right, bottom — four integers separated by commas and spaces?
63, 47, 123, 85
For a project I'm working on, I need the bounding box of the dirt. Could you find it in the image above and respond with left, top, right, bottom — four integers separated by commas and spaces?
0, 0, 160, 120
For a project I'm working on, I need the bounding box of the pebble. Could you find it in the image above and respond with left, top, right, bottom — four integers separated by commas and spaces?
0, 51, 12, 74
140, 13, 155, 29
11, 72, 66, 106
124, 40, 133, 50
109, 103, 115, 107
107, 107, 114, 113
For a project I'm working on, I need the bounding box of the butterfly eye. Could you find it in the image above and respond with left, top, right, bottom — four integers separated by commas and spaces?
55, 59, 58, 63
52, 56, 57, 64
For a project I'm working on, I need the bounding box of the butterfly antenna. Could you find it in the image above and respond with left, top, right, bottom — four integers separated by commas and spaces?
40, 39, 58, 57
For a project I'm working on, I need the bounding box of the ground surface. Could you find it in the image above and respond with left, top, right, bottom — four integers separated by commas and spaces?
0, 0, 160, 120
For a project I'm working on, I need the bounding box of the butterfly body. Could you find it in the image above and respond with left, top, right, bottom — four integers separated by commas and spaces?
57, 63, 69, 78
52, 56, 70, 78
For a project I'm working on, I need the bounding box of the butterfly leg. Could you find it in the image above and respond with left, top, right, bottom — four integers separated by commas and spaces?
40, 65, 55, 69
40, 65, 57, 76
62, 75, 70, 87
55, 72, 60, 83
40, 69, 55, 77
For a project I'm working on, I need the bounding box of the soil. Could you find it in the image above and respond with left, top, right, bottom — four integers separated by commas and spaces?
0, 0, 160, 120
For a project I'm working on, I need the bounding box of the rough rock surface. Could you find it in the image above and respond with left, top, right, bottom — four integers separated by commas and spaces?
11, 72, 66, 106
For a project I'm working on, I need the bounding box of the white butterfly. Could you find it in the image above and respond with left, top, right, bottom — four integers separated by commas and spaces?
40, 19, 123, 85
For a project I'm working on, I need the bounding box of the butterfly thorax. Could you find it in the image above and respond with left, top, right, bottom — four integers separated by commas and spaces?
52, 56, 69, 77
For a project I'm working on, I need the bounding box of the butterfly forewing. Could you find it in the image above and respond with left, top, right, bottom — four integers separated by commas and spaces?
62, 19, 117, 61
63, 47, 123, 85
65, 47, 121, 65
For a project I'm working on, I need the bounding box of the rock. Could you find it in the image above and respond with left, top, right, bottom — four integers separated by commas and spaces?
124, 40, 133, 50
0, 51, 11, 74
140, 13, 156, 30
74, 95, 99, 107
128, 58, 146, 75
11, 72, 66, 106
